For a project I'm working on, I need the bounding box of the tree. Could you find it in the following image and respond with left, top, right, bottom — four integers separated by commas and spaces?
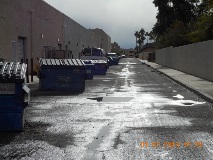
138, 28, 146, 50
153, 0, 175, 36
187, 0, 213, 42
134, 28, 146, 51
171, 0, 196, 24
161, 21, 189, 47
148, 30, 157, 42
145, 32, 149, 43
151, 0, 205, 48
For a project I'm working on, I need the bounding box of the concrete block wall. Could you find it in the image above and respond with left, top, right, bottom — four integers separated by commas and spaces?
156, 40, 213, 82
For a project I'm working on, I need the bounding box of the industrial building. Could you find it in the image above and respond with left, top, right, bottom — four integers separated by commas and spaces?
120, 48, 136, 58
0, 0, 111, 73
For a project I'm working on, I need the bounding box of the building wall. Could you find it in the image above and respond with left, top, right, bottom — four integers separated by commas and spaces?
156, 40, 213, 82
139, 52, 149, 60
139, 48, 156, 60
0, 0, 111, 72
0, 0, 64, 62
91, 29, 111, 53
64, 16, 87, 59
107, 36, 112, 53
120, 49, 136, 57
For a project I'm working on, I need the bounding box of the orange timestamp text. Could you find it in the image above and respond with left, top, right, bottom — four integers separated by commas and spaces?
140, 141, 203, 149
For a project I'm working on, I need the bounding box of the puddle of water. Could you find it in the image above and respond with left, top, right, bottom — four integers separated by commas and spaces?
85, 125, 111, 150
87, 97, 103, 102
83, 125, 111, 160
171, 100, 206, 106
123, 106, 131, 109
173, 94, 184, 99
105, 111, 118, 116
87, 97, 134, 102
182, 102, 194, 106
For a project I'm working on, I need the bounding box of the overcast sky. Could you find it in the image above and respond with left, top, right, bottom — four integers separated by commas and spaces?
43, 0, 157, 49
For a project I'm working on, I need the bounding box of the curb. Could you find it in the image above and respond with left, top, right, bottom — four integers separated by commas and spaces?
137, 59, 213, 104
158, 70, 213, 104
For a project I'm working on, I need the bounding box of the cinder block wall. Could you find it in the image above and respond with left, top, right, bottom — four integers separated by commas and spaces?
156, 40, 213, 82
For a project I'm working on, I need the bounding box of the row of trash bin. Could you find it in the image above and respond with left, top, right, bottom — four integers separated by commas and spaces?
38, 59, 108, 92
0, 58, 114, 131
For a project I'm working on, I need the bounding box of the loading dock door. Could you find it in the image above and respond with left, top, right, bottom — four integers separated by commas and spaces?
17, 37, 25, 61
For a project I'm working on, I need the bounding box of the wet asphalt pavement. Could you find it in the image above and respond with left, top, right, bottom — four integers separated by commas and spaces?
0, 58, 213, 160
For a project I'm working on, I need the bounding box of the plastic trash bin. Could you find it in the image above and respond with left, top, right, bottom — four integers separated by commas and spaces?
39, 59, 86, 92
0, 62, 29, 131
82, 60, 94, 80
91, 60, 107, 75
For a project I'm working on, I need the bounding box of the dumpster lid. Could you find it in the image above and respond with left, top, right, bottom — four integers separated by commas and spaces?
0, 62, 27, 80
39, 59, 85, 66
82, 60, 94, 64
91, 60, 107, 64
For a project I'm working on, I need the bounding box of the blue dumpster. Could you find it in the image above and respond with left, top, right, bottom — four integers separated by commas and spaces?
91, 60, 107, 75
82, 60, 94, 80
39, 59, 86, 92
0, 62, 29, 131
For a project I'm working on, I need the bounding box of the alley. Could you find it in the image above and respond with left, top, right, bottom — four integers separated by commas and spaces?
0, 58, 212, 160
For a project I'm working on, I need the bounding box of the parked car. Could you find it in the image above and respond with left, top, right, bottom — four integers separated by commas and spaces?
121, 55, 126, 58
106, 53, 119, 65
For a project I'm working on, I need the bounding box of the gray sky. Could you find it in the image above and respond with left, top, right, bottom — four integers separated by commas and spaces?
43, 0, 157, 49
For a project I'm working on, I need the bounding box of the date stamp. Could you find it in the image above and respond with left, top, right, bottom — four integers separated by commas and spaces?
140, 141, 203, 149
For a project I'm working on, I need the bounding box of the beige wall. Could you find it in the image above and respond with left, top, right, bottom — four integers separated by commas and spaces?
0, 0, 111, 71
0, 0, 64, 61
64, 16, 92, 59
139, 48, 156, 60
91, 29, 111, 53
156, 40, 213, 82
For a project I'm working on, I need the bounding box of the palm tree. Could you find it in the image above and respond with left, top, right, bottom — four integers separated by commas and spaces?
138, 28, 146, 50
134, 31, 140, 51
145, 32, 150, 43
134, 28, 146, 51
